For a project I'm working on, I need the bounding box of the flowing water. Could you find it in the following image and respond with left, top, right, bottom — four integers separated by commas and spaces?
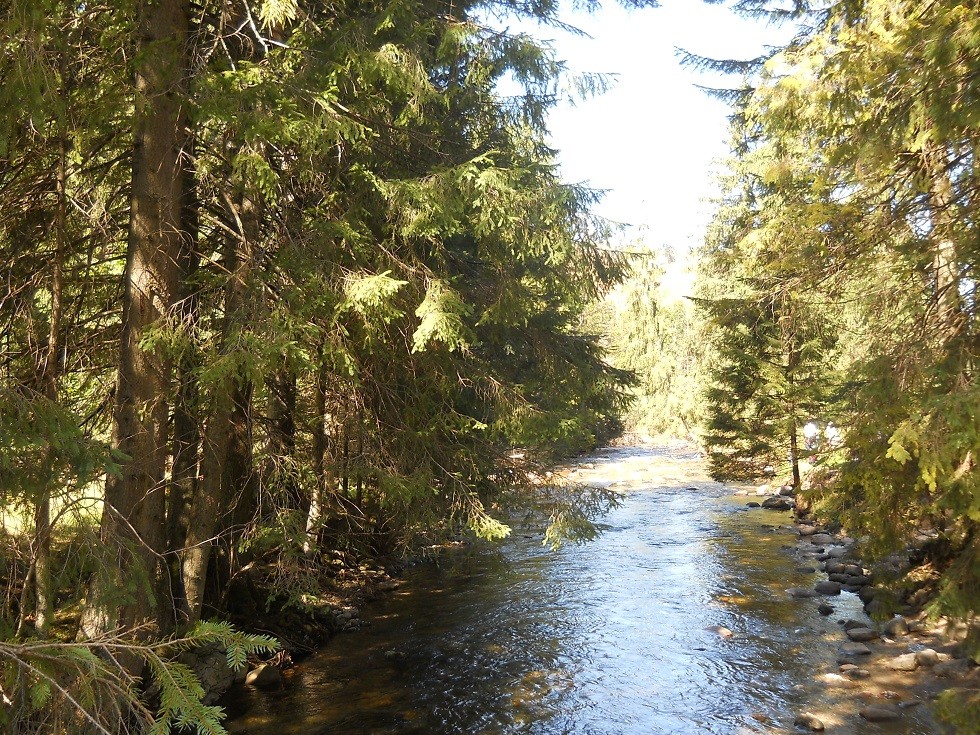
225, 444, 946, 734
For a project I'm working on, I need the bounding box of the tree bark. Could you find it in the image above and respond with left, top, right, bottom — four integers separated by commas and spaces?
181, 190, 258, 625
922, 141, 962, 340
167, 148, 201, 626
305, 359, 330, 554
33, 128, 69, 638
80, 0, 190, 643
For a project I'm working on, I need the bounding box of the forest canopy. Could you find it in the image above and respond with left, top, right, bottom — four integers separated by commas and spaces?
0, 0, 637, 730
697, 0, 980, 650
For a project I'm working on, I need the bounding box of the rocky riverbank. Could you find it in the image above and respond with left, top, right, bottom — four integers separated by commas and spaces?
740, 482, 979, 732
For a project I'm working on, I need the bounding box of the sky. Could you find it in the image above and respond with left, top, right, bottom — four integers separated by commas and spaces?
503, 0, 796, 253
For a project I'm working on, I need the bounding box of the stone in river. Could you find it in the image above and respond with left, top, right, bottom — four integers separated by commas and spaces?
826, 546, 848, 558
842, 619, 867, 630
789, 587, 819, 598
846, 627, 878, 642
794, 712, 825, 731
245, 663, 282, 689
704, 625, 734, 639
846, 668, 871, 680
858, 586, 877, 604
915, 648, 940, 667
810, 533, 835, 545
886, 653, 919, 671
883, 615, 909, 637
814, 581, 842, 595
747, 501, 761, 508
798, 525, 819, 537
934, 658, 972, 678
825, 561, 847, 574
817, 672, 858, 688
761, 496, 794, 510
840, 642, 872, 656
860, 704, 902, 722
818, 602, 834, 615
779, 484, 795, 496
828, 573, 850, 583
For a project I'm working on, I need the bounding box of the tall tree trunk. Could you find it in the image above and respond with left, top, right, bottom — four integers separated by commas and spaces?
788, 416, 801, 491
305, 359, 330, 555
923, 141, 962, 340
167, 149, 201, 626
80, 0, 190, 643
267, 361, 297, 504
33, 128, 69, 638
181, 190, 257, 625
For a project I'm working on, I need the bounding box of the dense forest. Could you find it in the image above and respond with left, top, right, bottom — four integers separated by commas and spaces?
2, 0, 980, 732
0, 0, 639, 731
692, 0, 980, 725
699, 0, 979, 616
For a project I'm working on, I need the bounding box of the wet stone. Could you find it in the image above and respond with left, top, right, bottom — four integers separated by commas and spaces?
886, 653, 919, 671
860, 704, 902, 722
762, 496, 794, 510
814, 581, 842, 595
883, 616, 909, 637
818, 603, 834, 616
934, 658, 972, 678
789, 587, 819, 599
914, 648, 940, 667
794, 712, 825, 731
246, 663, 283, 689
840, 642, 872, 656
846, 627, 878, 642
810, 534, 835, 545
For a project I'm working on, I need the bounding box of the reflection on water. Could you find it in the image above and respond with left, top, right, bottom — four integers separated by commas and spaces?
225, 445, 943, 734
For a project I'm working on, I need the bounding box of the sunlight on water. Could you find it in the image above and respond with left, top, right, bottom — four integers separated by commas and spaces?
224, 445, 945, 735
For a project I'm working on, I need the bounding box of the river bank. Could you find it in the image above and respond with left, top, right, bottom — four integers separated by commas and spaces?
223, 443, 975, 734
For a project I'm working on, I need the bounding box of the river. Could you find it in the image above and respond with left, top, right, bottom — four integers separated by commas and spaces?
225, 444, 945, 734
